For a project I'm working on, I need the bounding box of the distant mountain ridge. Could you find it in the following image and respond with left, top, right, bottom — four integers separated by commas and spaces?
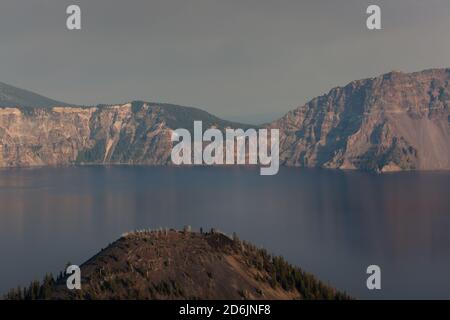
0, 68, 449, 171
0, 82, 70, 108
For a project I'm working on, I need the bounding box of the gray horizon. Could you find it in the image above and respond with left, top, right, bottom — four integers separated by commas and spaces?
1, 0, 450, 123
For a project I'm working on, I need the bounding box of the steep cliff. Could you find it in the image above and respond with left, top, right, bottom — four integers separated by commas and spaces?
270, 69, 450, 172
1, 68, 449, 171
0, 101, 246, 167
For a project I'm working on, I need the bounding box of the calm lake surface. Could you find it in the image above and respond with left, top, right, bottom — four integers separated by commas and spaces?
0, 166, 450, 299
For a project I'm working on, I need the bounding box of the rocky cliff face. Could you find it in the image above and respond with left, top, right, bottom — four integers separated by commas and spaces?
0, 68, 449, 171
270, 69, 450, 172
0, 102, 246, 167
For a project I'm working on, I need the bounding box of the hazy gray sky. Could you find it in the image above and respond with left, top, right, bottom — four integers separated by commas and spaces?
1, 0, 450, 123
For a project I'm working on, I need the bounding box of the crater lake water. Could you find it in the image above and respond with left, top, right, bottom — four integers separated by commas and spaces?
1, 166, 450, 299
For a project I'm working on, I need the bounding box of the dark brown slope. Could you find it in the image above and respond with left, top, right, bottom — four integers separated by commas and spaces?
270, 68, 450, 172
5, 230, 349, 300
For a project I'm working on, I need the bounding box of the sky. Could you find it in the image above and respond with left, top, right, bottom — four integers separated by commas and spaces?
1, 0, 450, 123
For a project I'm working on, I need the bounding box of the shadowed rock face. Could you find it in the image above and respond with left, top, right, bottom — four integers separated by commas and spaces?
270, 69, 450, 172
0, 68, 449, 171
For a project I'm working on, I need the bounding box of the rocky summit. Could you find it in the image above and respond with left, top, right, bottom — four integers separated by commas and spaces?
0, 68, 449, 172
4, 230, 349, 300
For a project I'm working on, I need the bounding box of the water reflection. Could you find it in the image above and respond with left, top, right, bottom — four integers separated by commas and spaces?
0, 166, 449, 298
